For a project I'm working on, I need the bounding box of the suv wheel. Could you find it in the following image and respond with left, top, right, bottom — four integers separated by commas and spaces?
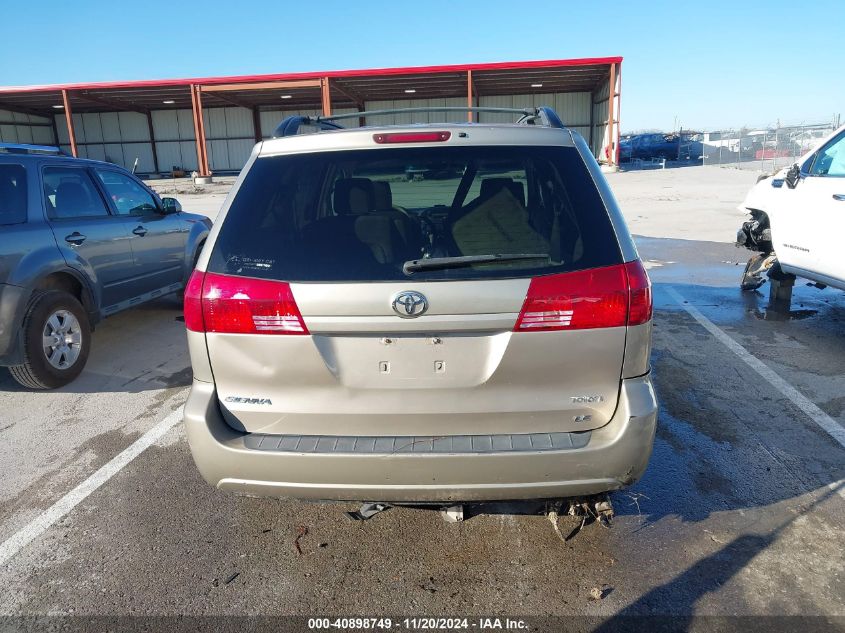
9, 291, 91, 390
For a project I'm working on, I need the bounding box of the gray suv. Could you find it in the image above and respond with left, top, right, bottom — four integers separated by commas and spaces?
0, 144, 210, 389
183, 108, 657, 505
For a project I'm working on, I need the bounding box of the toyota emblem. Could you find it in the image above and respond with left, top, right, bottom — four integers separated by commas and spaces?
391, 291, 428, 318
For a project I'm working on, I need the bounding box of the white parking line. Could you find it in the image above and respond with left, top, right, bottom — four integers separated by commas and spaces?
0, 408, 183, 568
667, 287, 845, 452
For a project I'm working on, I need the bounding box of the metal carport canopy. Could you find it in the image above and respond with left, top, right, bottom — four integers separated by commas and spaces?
0, 56, 623, 172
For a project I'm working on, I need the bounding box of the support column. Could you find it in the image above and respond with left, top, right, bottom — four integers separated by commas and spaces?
61, 89, 77, 157
615, 62, 622, 165
320, 78, 332, 117
252, 107, 262, 143
146, 111, 160, 174
190, 84, 203, 172
196, 87, 210, 176
51, 117, 60, 148
466, 70, 474, 122
190, 84, 210, 178
606, 63, 616, 165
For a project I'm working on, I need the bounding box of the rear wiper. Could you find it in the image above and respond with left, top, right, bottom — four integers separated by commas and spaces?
403, 253, 548, 274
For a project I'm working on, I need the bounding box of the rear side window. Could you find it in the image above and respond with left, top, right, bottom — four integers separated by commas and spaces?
43, 167, 109, 219
209, 146, 621, 282
94, 169, 159, 215
0, 164, 28, 225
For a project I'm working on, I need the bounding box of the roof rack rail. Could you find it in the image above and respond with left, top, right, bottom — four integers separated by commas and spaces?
271, 106, 566, 138
271, 116, 345, 138
518, 106, 566, 129
0, 142, 65, 155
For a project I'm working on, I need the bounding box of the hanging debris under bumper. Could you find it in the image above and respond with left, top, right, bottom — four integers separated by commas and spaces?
737, 209, 777, 291
740, 253, 778, 291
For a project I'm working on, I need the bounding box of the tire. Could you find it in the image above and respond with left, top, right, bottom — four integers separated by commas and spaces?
177, 242, 204, 301
9, 290, 91, 390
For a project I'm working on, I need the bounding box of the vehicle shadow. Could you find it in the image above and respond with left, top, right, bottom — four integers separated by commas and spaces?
617, 279, 845, 528
594, 481, 843, 624
0, 295, 191, 395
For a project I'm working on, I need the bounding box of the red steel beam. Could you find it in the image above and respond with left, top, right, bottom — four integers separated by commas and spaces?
615, 62, 622, 165
61, 89, 77, 157
466, 70, 473, 123
320, 77, 332, 117
190, 84, 210, 176
197, 87, 210, 176
606, 63, 616, 165
201, 79, 322, 92
190, 85, 202, 173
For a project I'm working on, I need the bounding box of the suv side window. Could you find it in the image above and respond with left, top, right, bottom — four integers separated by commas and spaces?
93, 169, 158, 215
43, 167, 109, 219
808, 132, 845, 177
0, 164, 28, 225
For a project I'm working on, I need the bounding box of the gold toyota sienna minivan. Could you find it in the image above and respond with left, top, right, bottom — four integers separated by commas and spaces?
183, 107, 657, 504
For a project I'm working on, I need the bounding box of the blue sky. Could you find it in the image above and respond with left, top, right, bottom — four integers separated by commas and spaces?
0, 0, 841, 131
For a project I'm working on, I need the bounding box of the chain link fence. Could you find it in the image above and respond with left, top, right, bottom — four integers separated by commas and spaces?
697, 116, 841, 171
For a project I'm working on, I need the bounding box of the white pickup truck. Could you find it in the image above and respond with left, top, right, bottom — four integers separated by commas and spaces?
736, 124, 845, 304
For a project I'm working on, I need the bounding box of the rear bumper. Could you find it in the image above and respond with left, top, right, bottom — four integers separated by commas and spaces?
183, 374, 658, 503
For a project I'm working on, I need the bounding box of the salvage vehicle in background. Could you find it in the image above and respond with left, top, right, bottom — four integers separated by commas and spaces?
619, 132, 702, 162
182, 106, 657, 516
736, 124, 845, 304
0, 143, 210, 389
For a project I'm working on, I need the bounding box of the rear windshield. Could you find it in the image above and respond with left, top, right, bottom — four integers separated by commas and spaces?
0, 164, 28, 225
209, 146, 621, 282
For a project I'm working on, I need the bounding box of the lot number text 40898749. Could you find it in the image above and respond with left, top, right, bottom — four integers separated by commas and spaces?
307, 617, 529, 630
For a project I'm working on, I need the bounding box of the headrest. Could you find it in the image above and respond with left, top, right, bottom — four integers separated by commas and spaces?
480, 178, 525, 207
334, 178, 375, 215
55, 182, 91, 216
372, 180, 392, 209
0, 176, 19, 212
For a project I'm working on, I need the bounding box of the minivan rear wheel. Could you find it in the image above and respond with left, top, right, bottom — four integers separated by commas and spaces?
9, 290, 91, 390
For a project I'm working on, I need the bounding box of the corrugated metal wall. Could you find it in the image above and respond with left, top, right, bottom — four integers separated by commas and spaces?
477, 93, 592, 143
203, 107, 254, 172
39, 89, 599, 174
360, 98, 467, 125
591, 77, 611, 158
150, 109, 199, 172
259, 107, 360, 138
54, 107, 260, 174
0, 109, 55, 145
55, 111, 156, 172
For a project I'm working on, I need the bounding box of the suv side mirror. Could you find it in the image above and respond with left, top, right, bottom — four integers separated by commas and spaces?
161, 197, 183, 214
785, 163, 801, 189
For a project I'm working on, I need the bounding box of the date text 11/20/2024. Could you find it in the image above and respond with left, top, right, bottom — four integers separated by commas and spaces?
307, 617, 529, 630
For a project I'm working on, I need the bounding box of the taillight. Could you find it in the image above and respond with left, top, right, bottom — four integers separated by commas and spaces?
185, 271, 308, 335
515, 265, 628, 331
514, 262, 652, 332
624, 260, 653, 325
373, 131, 451, 144
184, 269, 205, 332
